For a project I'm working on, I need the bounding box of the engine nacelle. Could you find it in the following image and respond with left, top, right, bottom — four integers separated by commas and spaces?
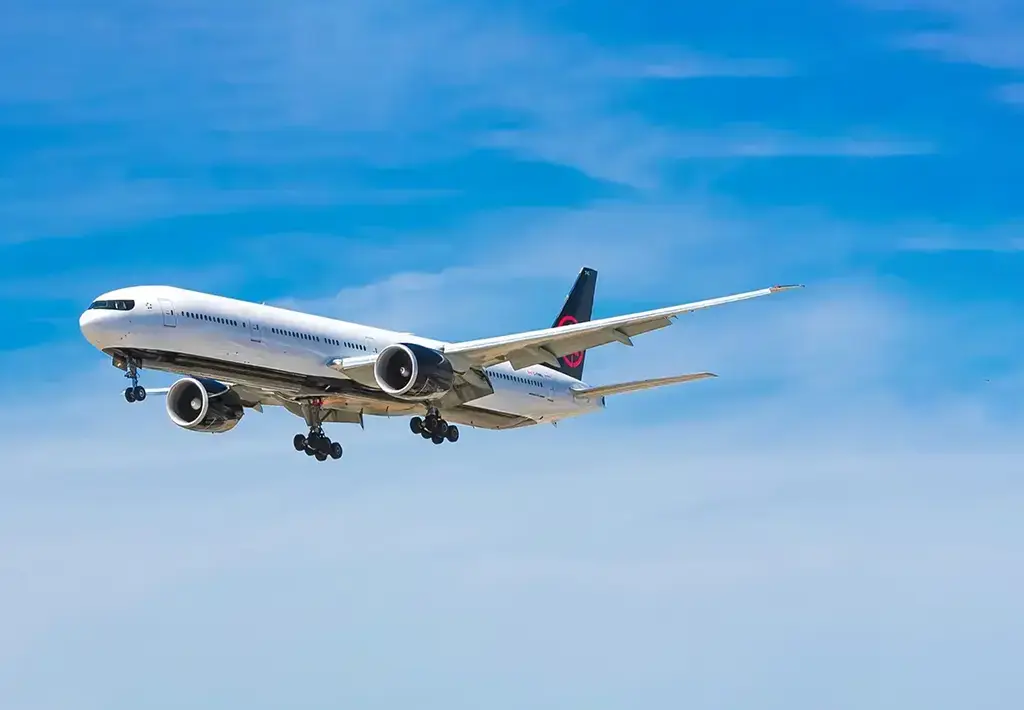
373, 343, 455, 400
166, 377, 244, 433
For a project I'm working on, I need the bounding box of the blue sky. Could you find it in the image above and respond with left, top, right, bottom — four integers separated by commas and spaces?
2, 1, 1023, 708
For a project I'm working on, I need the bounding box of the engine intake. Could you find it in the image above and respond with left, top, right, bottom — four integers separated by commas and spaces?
373, 343, 455, 400
166, 377, 244, 433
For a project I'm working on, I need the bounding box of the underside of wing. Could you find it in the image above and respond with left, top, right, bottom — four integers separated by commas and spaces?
442, 284, 802, 371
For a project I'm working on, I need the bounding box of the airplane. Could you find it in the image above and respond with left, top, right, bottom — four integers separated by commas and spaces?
79, 268, 801, 462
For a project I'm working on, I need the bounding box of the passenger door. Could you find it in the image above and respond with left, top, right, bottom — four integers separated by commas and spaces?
158, 298, 177, 327
250, 319, 262, 343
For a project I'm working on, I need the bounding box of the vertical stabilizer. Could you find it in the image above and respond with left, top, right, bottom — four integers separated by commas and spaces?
544, 267, 597, 380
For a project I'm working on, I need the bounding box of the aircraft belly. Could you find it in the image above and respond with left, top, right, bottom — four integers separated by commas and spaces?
465, 388, 563, 418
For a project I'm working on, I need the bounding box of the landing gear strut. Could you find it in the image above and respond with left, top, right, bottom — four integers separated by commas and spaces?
293, 398, 343, 462
410, 407, 459, 445
122, 358, 147, 403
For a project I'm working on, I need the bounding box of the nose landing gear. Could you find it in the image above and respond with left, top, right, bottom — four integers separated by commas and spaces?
410, 408, 459, 445
122, 359, 147, 402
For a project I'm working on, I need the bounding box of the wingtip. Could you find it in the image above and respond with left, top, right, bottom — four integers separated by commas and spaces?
770, 284, 804, 292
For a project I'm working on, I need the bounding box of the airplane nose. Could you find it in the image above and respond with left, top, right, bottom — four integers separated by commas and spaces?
79, 309, 97, 340
79, 309, 111, 348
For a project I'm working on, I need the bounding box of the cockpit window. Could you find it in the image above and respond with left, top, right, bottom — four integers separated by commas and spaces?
89, 299, 135, 311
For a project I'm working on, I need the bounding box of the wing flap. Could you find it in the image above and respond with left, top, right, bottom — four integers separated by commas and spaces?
617, 316, 674, 338
573, 372, 717, 399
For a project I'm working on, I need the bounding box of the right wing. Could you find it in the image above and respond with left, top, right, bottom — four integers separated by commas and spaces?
573, 372, 717, 399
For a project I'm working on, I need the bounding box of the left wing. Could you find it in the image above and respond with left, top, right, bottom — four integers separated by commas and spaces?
329, 283, 801, 383
440, 284, 801, 371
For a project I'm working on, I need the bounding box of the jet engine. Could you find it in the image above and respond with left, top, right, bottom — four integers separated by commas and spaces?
166, 377, 244, 433
373, 343, 455, 400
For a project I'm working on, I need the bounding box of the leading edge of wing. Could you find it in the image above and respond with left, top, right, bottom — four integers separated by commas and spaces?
442, 283, 803, 366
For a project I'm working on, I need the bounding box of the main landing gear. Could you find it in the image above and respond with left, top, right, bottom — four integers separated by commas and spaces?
410, 408, 459, 445
293, 398, 343, 463
122, 358, 147, 403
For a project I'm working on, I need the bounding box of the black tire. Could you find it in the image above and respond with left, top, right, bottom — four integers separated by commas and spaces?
304, 444, 316, 456
431, 434, 444, 445
330, 441, 343, 460
133, 386, 147, 402
436, 420, 449, 437
446, 425, 459, 443
421, 430, 432, 439
410, 416, 423, 434
293, 434, 307, 451
315, 451, 328, 462
424, 414, 438, 433
124, 387, 136, 403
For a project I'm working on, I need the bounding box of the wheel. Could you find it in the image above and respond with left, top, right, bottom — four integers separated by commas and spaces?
330, 441, 343, 460
431, 434, 445, 445
304, 444, 316, 456
317, 437, 332, 455
133, 386, 147, 402
446, 425, 459, 443
293, 434, 307, 452
124, 387, 136, 403
421, 430, 432, 439
315, 451, 328, 462
410, 416, 423, 434
436, 420, 449, 437
424, 414, 438, 433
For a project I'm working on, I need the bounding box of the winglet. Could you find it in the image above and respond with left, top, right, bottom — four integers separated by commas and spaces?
770, 284, 804, 293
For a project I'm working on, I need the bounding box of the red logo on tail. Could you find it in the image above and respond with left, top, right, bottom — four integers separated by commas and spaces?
557, 315, 584, 369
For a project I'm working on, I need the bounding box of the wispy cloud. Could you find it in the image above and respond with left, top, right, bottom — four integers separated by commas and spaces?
1, 0, 894, 194
0, 177, 453, 245
484, 125, 931, 188
858, 0, 1024, 72
897, 221, 1024, 251
996, 82, 1024, 105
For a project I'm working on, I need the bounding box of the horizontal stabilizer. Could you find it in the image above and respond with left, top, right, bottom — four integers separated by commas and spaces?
573, 372, 717, 399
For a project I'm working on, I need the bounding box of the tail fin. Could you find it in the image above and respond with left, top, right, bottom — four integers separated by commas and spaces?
544, 267, 597, 380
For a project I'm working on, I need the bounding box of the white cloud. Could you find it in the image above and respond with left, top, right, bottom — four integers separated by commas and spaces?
858, 0, 1024, 71
485, 125, 932, 187
1, 0, 917, 194
897, 221, 1024, 251
276, 196, 1021, 341
2, 225, 1020, 706
2, 326, 1021, 707
996, 82, 1024, 105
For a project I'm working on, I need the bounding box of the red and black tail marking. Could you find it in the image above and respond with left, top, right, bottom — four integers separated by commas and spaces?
544, 266, 597, 380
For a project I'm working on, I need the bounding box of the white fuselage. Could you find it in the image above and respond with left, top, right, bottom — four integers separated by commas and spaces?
79, 285, 602, 427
